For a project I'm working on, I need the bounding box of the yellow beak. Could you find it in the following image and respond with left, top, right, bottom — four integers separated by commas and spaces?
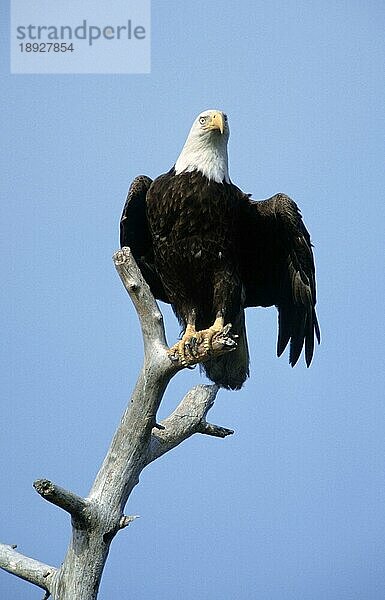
207, 111, 224, 134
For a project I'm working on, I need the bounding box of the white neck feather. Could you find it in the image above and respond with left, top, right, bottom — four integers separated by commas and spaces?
174, 132, 230, 184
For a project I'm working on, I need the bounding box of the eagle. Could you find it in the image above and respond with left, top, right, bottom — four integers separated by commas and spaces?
120, 109, 320, 390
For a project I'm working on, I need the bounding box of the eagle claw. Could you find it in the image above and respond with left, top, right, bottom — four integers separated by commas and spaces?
168, 317, 235, 368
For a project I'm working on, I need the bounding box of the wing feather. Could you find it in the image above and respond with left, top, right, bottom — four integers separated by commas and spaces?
240, 193, 320, 367
120, 176, 169, 303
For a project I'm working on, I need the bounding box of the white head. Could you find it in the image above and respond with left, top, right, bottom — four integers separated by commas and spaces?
174, 109, 230, 183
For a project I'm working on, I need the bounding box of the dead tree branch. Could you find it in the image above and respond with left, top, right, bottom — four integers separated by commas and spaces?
148, 384, 234, 463
0, 544, 56, 595
0, 247, 235, 599
33, 479, 90, 526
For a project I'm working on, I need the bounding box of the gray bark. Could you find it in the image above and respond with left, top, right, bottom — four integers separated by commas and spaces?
0, 247, 234, 599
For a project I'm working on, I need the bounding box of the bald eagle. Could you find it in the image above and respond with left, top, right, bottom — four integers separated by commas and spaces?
120, 110, 320, 389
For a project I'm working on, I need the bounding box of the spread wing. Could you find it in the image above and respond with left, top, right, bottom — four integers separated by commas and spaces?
240, 193, 320, 366
120, 176, 169, 303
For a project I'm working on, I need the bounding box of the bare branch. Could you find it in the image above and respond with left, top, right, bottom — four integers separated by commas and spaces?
0, 544, 56, 592
147, 384, 234, 463
119, 515, 140, 530
33, 479, 90, 525
197, 422, 234, 438
113, 247, 170, 356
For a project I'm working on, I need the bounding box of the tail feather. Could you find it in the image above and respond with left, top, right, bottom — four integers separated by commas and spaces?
202, 312, 249, 390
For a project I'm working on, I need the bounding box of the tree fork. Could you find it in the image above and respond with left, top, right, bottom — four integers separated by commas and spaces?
0, 247, 235, 599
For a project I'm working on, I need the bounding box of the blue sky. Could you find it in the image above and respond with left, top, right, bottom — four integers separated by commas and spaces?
1, 1, 384, 598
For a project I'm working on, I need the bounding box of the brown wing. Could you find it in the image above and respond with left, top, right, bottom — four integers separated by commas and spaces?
120, 175, 169, 303
240, 193, 320, 366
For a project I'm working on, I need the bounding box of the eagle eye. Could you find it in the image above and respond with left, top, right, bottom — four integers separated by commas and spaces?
199, 116, 207, 125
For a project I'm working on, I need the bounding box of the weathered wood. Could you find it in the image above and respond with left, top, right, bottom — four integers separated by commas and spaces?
148, 384, 234, 463
0, 544, 56, 594
33, 479, 90, 526
0, 247, 234, 599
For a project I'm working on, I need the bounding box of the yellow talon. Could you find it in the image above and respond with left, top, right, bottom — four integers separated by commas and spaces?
168, 316, 231, 366
200, 316, 225, 352
168, 322, 199, 366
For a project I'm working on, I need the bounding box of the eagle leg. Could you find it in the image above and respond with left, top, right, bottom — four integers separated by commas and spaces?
168, 311, 200, 368
198, 315, 227, 353
168, 312, 236, 368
